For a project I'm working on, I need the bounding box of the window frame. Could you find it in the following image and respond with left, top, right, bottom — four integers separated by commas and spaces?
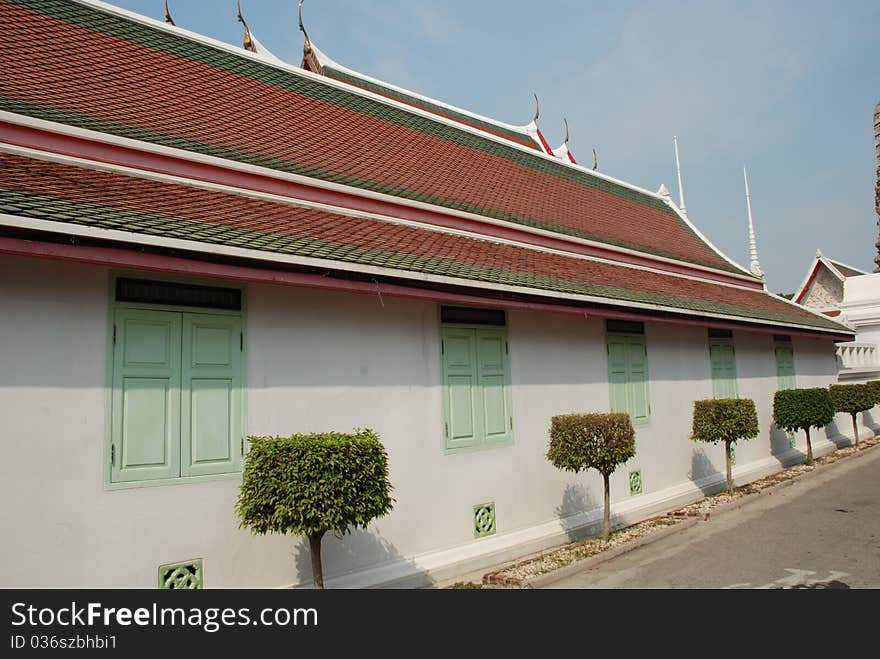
439, 307, 514, 455
605, 326, 651, 427
104, 272, 247, 490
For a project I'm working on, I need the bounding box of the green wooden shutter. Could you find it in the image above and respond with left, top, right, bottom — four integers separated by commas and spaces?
775, 343, 796, 390
441, 328, 478, 449
476, 329, 512, 444
607, 338, 629, 414
607, 334, 650, 424
111, 308, 181, 483
710, 339, 738, 399
180, 313, 243, 477
626, 336, 650, 424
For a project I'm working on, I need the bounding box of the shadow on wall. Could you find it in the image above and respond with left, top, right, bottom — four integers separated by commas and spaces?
292, 528, 427, 589
824, 419, 850, 449
555, 483, 599, 543
863, 410, 880, 434
769, 425, 796, 459
688, 448, 722, 496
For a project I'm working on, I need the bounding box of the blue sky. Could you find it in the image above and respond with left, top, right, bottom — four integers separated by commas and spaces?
110, 0, 880, 293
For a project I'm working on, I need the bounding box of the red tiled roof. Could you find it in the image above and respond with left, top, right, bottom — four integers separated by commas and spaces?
0, 0, 745, 274
0, 151, 846, 333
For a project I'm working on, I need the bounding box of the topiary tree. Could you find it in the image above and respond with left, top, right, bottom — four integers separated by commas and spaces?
829, 384, 876, 448
235, 429, 394, 589
773, 388, 835, 465
546, 413, 636, 542
691, 399, 759, 495
866, 380, 880, 406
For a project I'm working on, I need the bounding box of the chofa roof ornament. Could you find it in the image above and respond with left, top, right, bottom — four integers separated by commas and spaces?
532, 93, 540, 123
298, 1, 323, 74
551, 119, 578, 165
298, 0, 312, 55
237, 0, 258, 53
163, 0, 175, 26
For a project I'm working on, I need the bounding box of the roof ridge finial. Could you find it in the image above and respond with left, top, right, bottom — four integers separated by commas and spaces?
563, 117, 569, 144
163, 0, 175, 26
592, 148, 598, 171
532, 93, 540, 123
743, 166, 764, 279
297, 0, 324, 73
298, 0, 312, 55
673, 135, 687, 218
237, 0, 257, 53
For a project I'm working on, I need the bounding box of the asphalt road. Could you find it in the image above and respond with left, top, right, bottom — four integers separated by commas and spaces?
543, 445, 880, 589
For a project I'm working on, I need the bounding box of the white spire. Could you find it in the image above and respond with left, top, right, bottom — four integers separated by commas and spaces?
743, 166, 764, 279
673, 135, 687, 217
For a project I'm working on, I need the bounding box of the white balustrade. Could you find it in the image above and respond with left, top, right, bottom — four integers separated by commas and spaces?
836, 342, 879, 369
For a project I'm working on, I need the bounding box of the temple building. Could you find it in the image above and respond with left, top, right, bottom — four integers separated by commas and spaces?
793, 251, 878, 382
0, 0, 860, 588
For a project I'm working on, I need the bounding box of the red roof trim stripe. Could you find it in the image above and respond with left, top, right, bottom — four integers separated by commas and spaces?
0, 235, 853, 341
794, 262, 820, 305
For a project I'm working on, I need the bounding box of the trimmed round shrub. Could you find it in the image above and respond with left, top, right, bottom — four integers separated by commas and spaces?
547, 413, 636, 541
691, 398, 759, 445
236, 429, 393, 588
829, 384, 876, 447
830, 384, 876, 415
773, 388, 835, 464
691, 398, 759, 494
548, 413, 636, 475
866, 380, 880, 405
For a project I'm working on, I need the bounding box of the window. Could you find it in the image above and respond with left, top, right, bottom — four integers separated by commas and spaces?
708, 329, 738, 399
109, 278, 244, 484
774, 335, 796, 390
606, 320, 650, 425
440, 307, 513, 452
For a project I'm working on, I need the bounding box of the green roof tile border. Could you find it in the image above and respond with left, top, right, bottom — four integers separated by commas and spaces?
6, 0, 740, 274
0, 187, 844, 332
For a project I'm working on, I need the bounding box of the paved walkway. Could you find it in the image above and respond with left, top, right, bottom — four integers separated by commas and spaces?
540, 442, 880, 588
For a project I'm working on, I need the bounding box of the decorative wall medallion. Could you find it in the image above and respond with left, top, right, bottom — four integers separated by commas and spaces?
473, 503, 496, 538
159, 559, 203, 589
629, 470, 643, 495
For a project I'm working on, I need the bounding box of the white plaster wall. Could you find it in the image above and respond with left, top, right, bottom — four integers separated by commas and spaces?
841, 273, 880, 345
844, 273, 880, 303
0, 254, 850, 588
0, 255, 291, 588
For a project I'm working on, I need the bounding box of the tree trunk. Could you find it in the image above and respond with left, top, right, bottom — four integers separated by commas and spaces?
602, 472, 611, 543
725, 439, 733, 495
805, 427, 813, 465
308, 531, 326, 590
851, 413, 860, 448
